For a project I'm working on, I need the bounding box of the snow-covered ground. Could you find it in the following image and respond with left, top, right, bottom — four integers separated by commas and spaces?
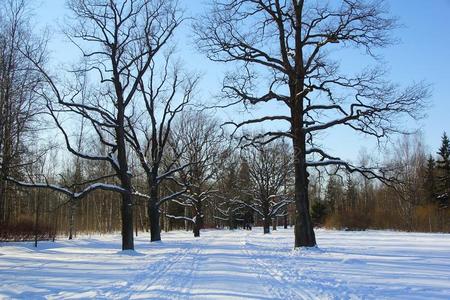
0, 228, 449, 299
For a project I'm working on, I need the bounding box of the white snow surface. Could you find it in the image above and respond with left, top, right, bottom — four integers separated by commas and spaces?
0, 228, 449, 299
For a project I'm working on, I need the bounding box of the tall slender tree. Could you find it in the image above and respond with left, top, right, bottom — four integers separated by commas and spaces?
436, 133, 450, 206
0, 0, 45, 224
424, 155, 436, 204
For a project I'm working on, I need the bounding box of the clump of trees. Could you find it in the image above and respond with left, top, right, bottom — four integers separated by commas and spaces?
229, 140, 293, 234
311, 133, 449, 232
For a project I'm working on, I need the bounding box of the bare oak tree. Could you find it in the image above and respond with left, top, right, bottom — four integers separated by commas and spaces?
235, 140, 292, 234
195, 0, 429, 247
15, 0, 182, 250
125, 52, 197, 242
166, 111, 224, 237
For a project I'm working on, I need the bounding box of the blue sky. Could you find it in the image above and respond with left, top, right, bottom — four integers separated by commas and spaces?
34, 0, 450, 161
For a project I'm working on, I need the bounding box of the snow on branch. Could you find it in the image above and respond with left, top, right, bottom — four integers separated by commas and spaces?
7, 177, 126, 200
157, 189, 187, 206
229, 199, 264, 217
165, 214, 194, 223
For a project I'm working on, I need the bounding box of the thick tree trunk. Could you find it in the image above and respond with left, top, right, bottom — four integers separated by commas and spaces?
117, 147, 134, 250
149, 204, 160, 241
273, 218, 277, 231
289, 2, 316, 248
291, 94, 316, 247
229, 210, 235, 230
193, 220, 201, 237
193, 213, 203, 237
148, 184, 161, 242
263, 217, 271, 234
120, 192, 134, 250
193, 198, 203, 237
116, 97, 134, 250
292, 127, 316, 247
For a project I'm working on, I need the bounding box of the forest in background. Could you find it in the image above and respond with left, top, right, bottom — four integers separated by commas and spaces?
0, 0, 448, 248
1, 129, 449, 242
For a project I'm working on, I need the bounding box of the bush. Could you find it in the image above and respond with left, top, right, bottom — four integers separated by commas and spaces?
0, 218, 56, 242
324, 210, 371, 231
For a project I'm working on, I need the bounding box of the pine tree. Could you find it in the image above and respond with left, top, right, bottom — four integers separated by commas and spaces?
311, 201, 328, 226
345, 175, 359, 212
325, 176, 344, 214
436, 133, 450, 207
424, 155, 437, 204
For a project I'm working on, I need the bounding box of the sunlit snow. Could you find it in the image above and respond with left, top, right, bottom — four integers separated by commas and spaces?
1, 228, 449, 299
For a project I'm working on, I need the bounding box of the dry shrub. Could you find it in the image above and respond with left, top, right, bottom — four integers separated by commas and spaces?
324, 210, 371, 231
0, 218, 56, 242
370, 207, 404, 230
324, 204, 450, 233
414, 204, 450, 232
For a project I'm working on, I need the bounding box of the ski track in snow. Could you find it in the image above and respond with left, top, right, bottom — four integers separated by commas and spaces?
124, 240, 200, 299
103, 244, 194, 299
241, 232, 313, 300
0, 228, 450, 299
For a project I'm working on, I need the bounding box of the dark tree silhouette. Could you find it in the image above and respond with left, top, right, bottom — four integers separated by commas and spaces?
195, 0, 429, 247
233, 140, 292, 234
12, 0, 184, 250
166, 111, 224, 237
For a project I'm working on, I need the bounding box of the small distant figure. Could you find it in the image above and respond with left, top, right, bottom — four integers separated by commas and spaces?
244, 210, 254, 230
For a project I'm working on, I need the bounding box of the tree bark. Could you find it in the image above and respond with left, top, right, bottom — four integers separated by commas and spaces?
148, 182, 161, 242
193, 194, 203, 237
120, 192, 134, 250
292, 132, 316, 246
263, 217, 271, 234
193, 221, 201, 237
116, 111, 134, 250
291, 93, 316, 247
193, 212, 203, 238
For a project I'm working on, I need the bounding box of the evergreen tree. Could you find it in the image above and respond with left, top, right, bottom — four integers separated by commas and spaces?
311, 201, 328, 227
345, 175, 359, 212
325, 176, 344, 214
436, 133, 450, 206
424, 155, 437, 204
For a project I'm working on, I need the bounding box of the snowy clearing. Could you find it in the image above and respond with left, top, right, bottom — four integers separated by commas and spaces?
0, 228, 449, 299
